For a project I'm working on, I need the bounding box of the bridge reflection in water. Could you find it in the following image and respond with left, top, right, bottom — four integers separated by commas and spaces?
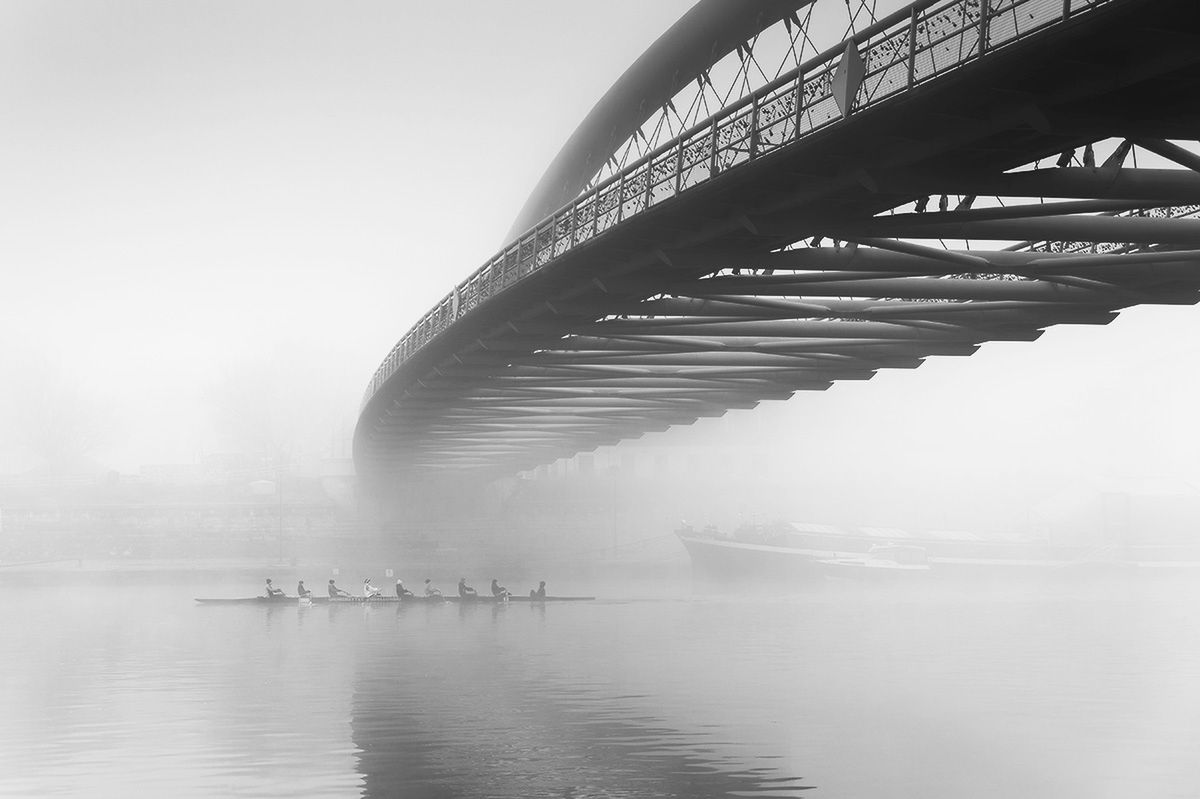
348, 600, 813, 798
1, 580, 1195, 797
338, 581, 1200, 799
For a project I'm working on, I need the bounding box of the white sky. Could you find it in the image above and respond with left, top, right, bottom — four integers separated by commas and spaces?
2, 0, 1199, 511
0, 0, 694, 470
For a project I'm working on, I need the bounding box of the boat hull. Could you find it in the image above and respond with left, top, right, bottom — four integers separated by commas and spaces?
195, 595, 595, 605
678, 534, 829, 580
676, 531, 1159, 581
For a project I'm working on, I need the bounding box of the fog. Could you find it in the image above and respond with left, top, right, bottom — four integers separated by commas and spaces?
4, 0, 1199, 521
4, 4, 1200, 797
565, 303, 1200, 535
0, 0, 693, 472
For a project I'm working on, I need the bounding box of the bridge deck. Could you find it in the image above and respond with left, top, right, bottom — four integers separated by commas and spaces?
357, 0, 1200, 477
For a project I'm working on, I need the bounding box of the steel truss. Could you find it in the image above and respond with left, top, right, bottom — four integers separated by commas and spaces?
357, 0, 1200, 478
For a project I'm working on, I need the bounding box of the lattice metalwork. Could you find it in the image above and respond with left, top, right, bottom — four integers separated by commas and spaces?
583, 0, 889, 192
357, 0, 1200, 477
362, 0, 1118, 408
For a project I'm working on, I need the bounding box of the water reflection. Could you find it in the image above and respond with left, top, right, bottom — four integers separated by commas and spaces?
350, 605, 814, 797
2, 576, 1199, 797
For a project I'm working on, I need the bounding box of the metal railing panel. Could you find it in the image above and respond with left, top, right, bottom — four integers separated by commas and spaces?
362, 0, 1117, 410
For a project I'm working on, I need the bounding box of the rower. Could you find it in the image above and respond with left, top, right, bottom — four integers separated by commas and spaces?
423, 578, 442, 597
530, 581, 547, 599
457, 577, 477, 598
363, 578, 383, 598
395, 579, 414, 598
265, 578, 285, 598
328, 579, 351, 598
297, 580, 312, 598
490, 578, 510, 598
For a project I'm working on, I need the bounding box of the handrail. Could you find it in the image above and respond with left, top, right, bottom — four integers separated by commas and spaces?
362, 0, 1112, 412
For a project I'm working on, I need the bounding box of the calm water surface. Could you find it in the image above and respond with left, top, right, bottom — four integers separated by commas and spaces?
2, 574, 1199, 798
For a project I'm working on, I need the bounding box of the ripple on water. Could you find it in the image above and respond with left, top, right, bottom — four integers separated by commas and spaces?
3, 577, 1200, 797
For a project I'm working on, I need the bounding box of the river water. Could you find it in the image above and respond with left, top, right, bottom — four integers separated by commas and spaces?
2, 572, 1199, 798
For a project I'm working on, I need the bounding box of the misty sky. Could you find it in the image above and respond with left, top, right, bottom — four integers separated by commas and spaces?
3, 1, 1200, 513
0, 0, 693, 470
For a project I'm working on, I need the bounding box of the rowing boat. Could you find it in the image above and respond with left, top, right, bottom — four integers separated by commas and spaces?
194, 594, 595, 605
330, 594, 594, 604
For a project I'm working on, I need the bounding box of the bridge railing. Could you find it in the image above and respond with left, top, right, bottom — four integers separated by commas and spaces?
364, 0, 1112, 410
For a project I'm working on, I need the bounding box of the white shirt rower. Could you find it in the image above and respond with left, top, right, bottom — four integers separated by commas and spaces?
363, 578, 382, 598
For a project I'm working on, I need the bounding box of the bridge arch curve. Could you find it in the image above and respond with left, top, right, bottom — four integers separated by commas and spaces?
508, 0, 816, 238
356, 0, 1200, 481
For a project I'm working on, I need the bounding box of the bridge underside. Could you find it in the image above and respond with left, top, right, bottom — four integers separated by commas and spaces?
357, 0, 1200, 479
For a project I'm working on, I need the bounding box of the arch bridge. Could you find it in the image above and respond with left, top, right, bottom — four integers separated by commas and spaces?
355, 0, 1200, 480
